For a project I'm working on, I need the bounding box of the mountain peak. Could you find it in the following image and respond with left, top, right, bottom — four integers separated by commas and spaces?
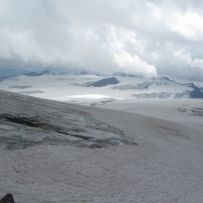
87, 77, 119, 87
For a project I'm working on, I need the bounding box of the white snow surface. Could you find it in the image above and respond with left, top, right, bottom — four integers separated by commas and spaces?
0, 74, 203, 202
0, 89, 203, 202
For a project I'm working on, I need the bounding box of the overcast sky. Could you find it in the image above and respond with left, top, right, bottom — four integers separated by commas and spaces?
0, 0, 203, 79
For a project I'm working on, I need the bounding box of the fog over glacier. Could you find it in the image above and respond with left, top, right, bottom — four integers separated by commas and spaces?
1, 0, 203, 79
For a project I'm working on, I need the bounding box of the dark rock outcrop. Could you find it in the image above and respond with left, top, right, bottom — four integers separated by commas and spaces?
0, 193, 15, 203
88, 77, 119, 87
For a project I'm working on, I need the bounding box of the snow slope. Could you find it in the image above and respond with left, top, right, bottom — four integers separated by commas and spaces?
0, 90, 203, 203
0, 90, 135, 149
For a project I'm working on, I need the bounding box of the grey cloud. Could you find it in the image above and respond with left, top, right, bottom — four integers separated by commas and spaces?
0, 0, 203, 79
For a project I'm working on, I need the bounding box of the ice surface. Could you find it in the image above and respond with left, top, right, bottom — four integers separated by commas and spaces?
0, 77, 203, 202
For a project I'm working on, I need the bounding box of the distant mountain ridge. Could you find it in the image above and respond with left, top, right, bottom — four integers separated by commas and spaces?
24, 70, 51, 77
87, 77, 119, 87
113, 77, 203, 98
0, 70, 202, 101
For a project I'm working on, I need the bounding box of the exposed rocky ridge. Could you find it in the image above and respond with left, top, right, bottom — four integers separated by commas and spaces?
87, 77, 119, 87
